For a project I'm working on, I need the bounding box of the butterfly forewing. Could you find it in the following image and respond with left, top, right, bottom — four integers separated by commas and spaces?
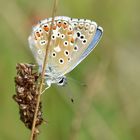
28, 16, 103, 78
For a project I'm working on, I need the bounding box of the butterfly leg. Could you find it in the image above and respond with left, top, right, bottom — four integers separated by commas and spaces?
41, 80, 51, 94
41, 85, 51, 94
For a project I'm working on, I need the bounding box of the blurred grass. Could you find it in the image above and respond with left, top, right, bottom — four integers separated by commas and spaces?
0, 0, 140, 140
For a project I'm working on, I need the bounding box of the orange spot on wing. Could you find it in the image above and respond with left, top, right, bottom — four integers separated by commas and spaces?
34, 35, 37, 40
52, 25, 56, 30
67, 31, 73, 35
36, 32, 41, 37
57, 23, 62, 28
49, 25, 56, 30
43, 26, 49, 32
71, 37, 75, 43
62, 24, 68, 29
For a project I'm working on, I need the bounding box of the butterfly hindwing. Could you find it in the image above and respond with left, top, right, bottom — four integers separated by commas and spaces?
66, 26, 103, 74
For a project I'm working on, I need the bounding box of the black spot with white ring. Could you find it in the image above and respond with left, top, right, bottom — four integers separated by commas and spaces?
77, 32, 81, 37
63, 21, 67, 25
74, 45, 78, 51
64, 50, 69, 56
57, 20, 61, 24
74, 22, 77, 26
64, 41, 68, 46
51, 35, 56, 40
80, 35, 84, 39
68, 26, 72, 31
61, 34, 65, 39
57, 32, 60, 37
39, 29, 42, 33
68, 57, 71, 62
44, 24, 48, 27
40, 40, 47, 46
52, 52, 56, 57
59, 58, 64, 64
38, 49, 42, 54
82, 39, 87, 44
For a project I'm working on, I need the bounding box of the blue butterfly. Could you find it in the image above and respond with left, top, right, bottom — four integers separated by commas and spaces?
28, 16, 103, 89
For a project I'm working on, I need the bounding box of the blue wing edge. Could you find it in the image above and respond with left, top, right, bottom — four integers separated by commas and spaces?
79, 26, 103, 64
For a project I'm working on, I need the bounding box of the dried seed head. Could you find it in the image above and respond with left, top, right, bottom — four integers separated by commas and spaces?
13, 63, 44, 134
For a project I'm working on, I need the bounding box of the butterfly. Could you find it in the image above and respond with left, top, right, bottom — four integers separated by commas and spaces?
28, 16, 103, 89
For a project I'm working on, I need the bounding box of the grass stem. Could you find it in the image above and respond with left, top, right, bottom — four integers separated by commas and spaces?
30, 0, 58, 139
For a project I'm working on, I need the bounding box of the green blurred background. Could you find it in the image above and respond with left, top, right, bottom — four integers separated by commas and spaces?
0, 0, 140, 140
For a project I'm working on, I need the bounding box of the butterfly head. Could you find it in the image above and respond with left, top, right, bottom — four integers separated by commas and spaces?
45, 74, 67, 87
56, 76, 67, 86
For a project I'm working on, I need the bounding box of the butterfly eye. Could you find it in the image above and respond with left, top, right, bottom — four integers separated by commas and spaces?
59, 58, 64, 64
52, 52, 56, 57
64, 50, 69, 56
57, 77, 67, 86
64, 41, 68, 46
58, 77, 64, 85
74, 45, 78, 51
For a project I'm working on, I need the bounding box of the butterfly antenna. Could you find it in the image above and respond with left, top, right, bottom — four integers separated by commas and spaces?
41, 85, 51, 94
41, 80, 52, 94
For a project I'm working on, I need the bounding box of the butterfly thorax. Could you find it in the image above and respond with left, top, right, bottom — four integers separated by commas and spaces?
38, 65, 66, 87
45, 74, 67, 87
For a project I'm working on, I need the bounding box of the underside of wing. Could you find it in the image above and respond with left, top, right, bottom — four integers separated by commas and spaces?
62, 20, 103, 75
28, 16, 103, 78
65, 26, 103, 74
80, 27, 103, 60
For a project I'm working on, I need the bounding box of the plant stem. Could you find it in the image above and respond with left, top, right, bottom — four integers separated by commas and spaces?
30, 0, 58, 140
